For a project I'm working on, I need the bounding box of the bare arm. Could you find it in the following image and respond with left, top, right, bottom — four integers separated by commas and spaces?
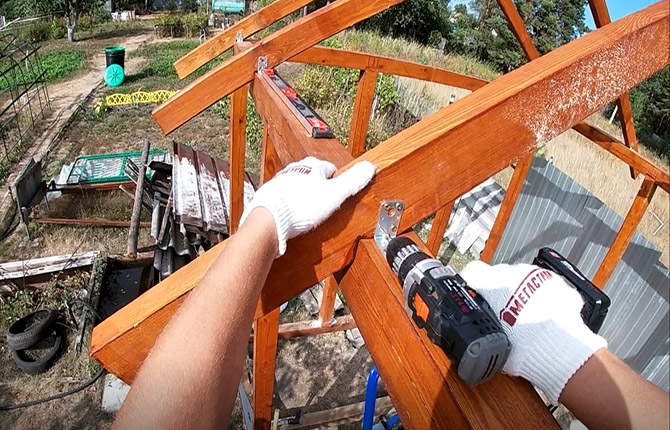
114, 208, 278, 430
561, 348, 669, 430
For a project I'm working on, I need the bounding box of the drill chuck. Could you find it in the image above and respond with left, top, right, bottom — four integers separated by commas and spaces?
386, 237, 510, 385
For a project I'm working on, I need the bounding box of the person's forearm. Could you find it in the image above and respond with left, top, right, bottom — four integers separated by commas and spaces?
114, 208, 278, 430
561, 348, 669, 430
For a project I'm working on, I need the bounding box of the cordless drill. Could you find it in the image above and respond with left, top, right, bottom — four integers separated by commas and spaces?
533, 247, 611, 333
385, 237, 510, 385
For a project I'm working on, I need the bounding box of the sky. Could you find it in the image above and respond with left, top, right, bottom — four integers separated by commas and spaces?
584, 0, 659, 29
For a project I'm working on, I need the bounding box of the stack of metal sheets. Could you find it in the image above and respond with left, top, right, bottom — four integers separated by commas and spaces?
150, 142, 259, 281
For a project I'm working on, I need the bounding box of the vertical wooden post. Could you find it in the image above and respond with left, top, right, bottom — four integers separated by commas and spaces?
127, 140, 150, 258
348, 70, 378, 158
252, 308, 280, 430
319, 276, 339, 325
426, 200, 455, 256
480, 154, 534, 263
230, 84, 249, 233
592, 177, 657, 288
587, 0, 640, 179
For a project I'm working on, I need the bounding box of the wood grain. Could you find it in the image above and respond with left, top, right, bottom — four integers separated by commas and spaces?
480, 153, 534, 263
291, 46, 488, 91
91, 3, 669, 382
253, 308, 280, 430
248, 314, 355, 342
229, 84, 249, 233
339, 235, 559, 429
592, 176, 657, 288
348, 70, 378, 158
318, 276, 339, 325
587, 0, 641, 178
572, 123, 669, 193
174, 0, 313, 79
426, 201, 455, 255
153, 0, 404, 134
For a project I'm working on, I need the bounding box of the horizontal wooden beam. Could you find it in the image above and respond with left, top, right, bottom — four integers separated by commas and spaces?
339, 234, 558, 429
91, 2, 669, 383
33, 218, 152, 228
291, 46, 488, 91
153, 0, 404, 134
174, 0, 314, 79
571, 123, 669, 193
248, 315, 356, 342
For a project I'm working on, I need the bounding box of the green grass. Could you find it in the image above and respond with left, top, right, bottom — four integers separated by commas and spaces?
0, 50, 85, 91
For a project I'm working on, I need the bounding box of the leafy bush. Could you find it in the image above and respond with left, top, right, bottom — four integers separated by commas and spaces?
50, 18, 67, 40
182, 13, 207, 38
155, 14, 184, 37
166, 0, 178, 12
21, 20, 51, 43
78, 15, 93, 31
428, 30, 443, 49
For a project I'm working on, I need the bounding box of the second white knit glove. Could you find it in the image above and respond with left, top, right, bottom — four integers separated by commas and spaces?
461, 261, 607, 404
240, 157, 375, 256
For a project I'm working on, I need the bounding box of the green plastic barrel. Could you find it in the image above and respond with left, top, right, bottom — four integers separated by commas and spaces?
104, 46, 125, 69
104, 64, 125, 87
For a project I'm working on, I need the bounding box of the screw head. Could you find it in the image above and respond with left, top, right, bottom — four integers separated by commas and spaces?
396, 202, 403, 211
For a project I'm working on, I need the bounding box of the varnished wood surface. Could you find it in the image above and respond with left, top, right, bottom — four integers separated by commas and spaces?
291, 46, 488, 91
425, 201, 455, 255
153, 0, 404, 134
253, 308, 280, 430
480, 153, 534, 263
339, 235, 559, 429
592, 176, 657, 288
91, 2, 669, 383
348, 70, 378, 158
174, 0, 314, 79
229, 85, 249, 233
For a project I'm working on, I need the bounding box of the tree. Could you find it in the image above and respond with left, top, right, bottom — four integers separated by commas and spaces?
63, 0, 101, 41
357, 0, 452, 45
450, 0, 588, 71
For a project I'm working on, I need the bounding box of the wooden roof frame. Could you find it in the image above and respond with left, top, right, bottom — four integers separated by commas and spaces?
91, 1, 669, 429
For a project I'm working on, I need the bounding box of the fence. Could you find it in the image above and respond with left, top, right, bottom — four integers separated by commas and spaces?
490, 156, 669, 391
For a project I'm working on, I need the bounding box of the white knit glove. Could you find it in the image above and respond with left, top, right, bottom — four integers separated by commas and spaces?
240, 157, 375, 256
461, 261, 607, 404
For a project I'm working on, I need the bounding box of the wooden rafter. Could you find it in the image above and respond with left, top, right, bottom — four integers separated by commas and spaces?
588, 0, 641, 179
153, 0, 405, 134
91, 2, 670, 385
174, 0, 314, 79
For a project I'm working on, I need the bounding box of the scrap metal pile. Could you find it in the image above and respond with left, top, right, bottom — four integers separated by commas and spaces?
149, 142, 259, 280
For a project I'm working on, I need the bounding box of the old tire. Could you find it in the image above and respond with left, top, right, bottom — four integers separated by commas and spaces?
6, 309, 57, 351
12, 330, 62, 375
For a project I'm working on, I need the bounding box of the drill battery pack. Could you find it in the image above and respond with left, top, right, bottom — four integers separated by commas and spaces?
533, 248, 611, 333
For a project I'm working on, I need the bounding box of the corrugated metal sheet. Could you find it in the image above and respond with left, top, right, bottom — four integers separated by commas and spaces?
492, 156, 669, 391
444, 178, 504, 257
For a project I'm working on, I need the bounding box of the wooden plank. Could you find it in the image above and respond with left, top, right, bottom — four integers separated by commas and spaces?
230, 84, 249, 233
426, 200, 455, 255
152, 0, 404, 134
480, 153, 535, 263
174, 0, 314, 79
0, 251, 98, 281
278, 396, 393, 430
318, 276, 339, 325
127, 141, 150, 257
291, 46, 488, 91
34, 218, 151, 228
253, 308, 280, 430
339, 235, 558, 429
592, 176, 657, 288
90, 4, 670, 382
249, 315, 355, 342
571, 123, 670, 193
587, 0, 640, 178
348, 70, 378, 158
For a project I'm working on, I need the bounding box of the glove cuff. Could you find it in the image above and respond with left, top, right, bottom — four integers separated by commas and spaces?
517, 322, 607, 405
240, 199, 293, 257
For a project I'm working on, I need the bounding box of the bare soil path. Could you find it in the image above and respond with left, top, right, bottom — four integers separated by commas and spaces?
0, 32, 154, 232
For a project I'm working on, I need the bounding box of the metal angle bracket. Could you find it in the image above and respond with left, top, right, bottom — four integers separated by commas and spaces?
257, 56, 268, 74
374, 200, 404, 253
